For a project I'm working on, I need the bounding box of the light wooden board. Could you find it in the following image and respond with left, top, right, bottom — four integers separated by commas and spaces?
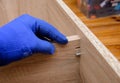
0, 0, 81, 83
57, 0, 120, 83
0, 0, 80, 83
0, 0, 76, 36
0, 0, 120, 83
0, 35, 80, 83
0, 0, 49, 25
63, 0, 120, 60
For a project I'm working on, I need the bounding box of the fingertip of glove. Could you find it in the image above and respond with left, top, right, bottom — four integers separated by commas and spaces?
37, 40, 56, 55
49, 46, 55, 54
42, 42, 55, 55
56, 35, 68, 44
62, 36, 68, 44
46, 43, 55, 55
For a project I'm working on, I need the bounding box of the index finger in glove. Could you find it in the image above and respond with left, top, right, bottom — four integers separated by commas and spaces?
17, 14, 68, 44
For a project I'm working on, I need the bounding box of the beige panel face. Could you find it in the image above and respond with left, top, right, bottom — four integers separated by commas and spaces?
59, 0, 120, 83
0, 0, 79, 83
0, 0, 76, 36
1, 0, 120, 83
0, 35, 80, 83
0, 0, 49, 26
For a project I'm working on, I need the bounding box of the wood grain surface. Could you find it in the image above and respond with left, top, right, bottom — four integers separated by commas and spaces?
58, 0, 120, 82
0, 0, 120, 83
0, 0, 49, 25
0, 1, 81, 82
64, 0, 120, 60
0, 35, 81, 83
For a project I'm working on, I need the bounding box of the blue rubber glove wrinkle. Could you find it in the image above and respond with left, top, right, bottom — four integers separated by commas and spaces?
0, 14, 68, 66
18, 14, 68, 44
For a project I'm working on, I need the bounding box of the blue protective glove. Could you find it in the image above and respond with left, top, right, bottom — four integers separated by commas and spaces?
0, 14, 68, 66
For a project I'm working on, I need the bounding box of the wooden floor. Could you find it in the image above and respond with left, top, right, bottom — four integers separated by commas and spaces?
64, 0, 120, 61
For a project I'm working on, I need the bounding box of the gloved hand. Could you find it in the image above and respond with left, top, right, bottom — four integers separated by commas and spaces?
0, 14, 68, 66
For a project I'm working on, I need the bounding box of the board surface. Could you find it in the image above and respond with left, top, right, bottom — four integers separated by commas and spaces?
58, 0, 120, 83
0, 0, 120, 83
0, 0, 80, 83
0, 35, 81, 83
